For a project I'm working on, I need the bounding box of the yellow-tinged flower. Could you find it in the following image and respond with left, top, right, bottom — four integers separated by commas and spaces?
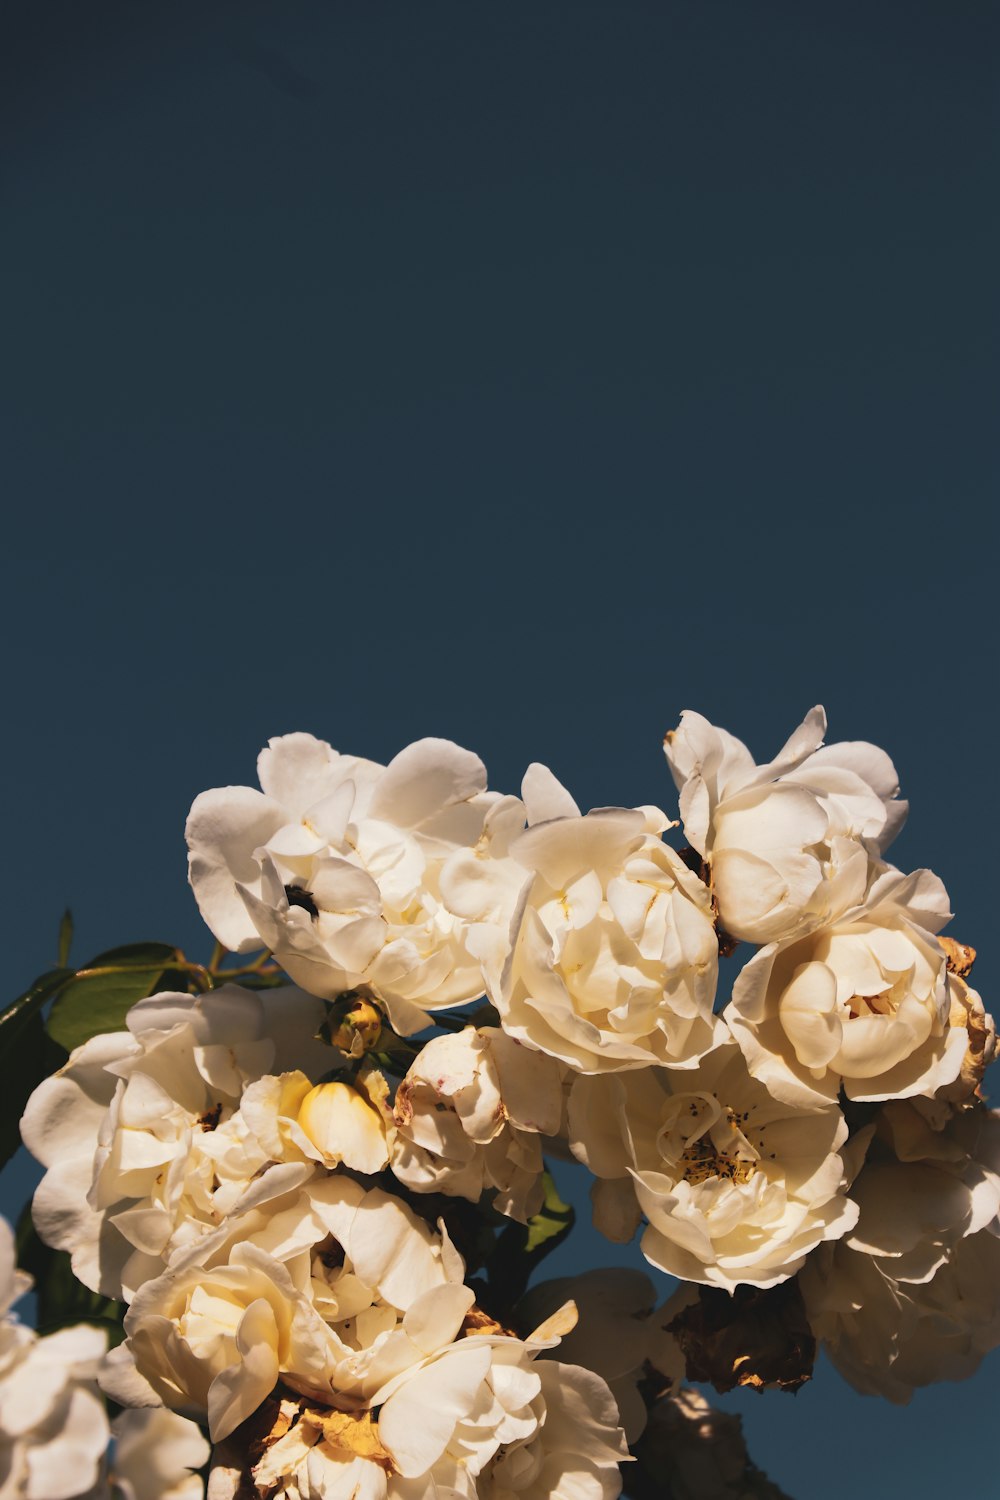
242, 1067, 391, 1175
299, 1081, 389, 1174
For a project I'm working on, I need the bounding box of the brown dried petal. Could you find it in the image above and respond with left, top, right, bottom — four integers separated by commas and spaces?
305, 1408, 396, 1473
939, 936, 977, 979
210, 1396, 302, 1500
938, 975, 997, 1104
461, 1305, 515, 1338
217, 1392, 398, 1497
666, 1282, 815, 1395
672, 850, 740, 958
251, 1421, 319, 1491
393, 1078, 415, 1126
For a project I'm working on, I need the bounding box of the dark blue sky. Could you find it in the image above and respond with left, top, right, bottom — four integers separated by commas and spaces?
2, 3, 997, 1495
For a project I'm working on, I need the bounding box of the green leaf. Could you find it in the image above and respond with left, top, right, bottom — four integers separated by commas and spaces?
0, 970, 73, 1170
16, 1206, 124, 1344
0, 1014, 68, 1171
46, 943, 183, 1052
80, 941, 181, 970
0, 967, 73, 1045
523, 1172, 574, 1253
57, 909, 74, 968
484, 1171, 575, 1313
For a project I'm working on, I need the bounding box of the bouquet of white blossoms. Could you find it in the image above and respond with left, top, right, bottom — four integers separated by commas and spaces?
2, 708, 997, 1500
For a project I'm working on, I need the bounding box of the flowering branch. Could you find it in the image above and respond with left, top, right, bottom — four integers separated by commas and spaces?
1, 709, 996, 1500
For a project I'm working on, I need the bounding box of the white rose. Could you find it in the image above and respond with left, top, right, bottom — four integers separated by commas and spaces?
19, 984, 327, 1301
0, 1219, 112, 1500
110, 1409, 210, 1500
801, 1104, 1000, 1401
465, 1354, 628, 1500
816, 1226, 1000, 1402
377, 1312, 628, 1499
516, 1268, 684, 1441
569, 1042, 857, 1290
240, 1329, 628, 1500
494, 776, 722, 1075
105, 1176, 471, 1439
117, 1240, 336, 1441
236, 1349, 500, 1500
725, 867, 969, 1110
664, 706, 906, 944
0, 1326, 110, 1500
186, 733, 517, 1033
293, 1179, 475, 1408
391, 1027, 564, 1222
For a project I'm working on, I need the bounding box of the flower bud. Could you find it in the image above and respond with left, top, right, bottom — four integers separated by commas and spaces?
320, 993, 384, 1056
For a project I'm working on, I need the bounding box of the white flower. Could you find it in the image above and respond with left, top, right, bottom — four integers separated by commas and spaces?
117, 1239, 334, 1442
376, 1330, 627, 1499
664, 706, 906, 945
801, 1103, 1000, 1401
725, 867, 968, 1110
110, 1409, 209, 1500
234, 1326, 628, 1500
0, 1326, 110, 1500
186, 733, 518, 1033
569, 1042, 857, 1289
391, 1027, 564, 1222
0, 1219, 111, 1500
468, 1354, 628, 1500
516, 1268, 684, 1441
493, 772, 722, 1075
104, 1176, 470, 1441
19, 984, 328, 1301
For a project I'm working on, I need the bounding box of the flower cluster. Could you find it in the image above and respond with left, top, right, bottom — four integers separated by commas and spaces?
12, 709, 999, 1498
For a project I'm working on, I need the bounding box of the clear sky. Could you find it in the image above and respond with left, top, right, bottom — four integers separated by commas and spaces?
2, 3, 997, 1496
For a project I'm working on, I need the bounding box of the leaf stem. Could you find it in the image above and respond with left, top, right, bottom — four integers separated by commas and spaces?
208, 949, 280, 982
71, 957, 215, 991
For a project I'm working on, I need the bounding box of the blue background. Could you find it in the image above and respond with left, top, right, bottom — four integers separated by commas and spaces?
2, 3, 997, 1495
